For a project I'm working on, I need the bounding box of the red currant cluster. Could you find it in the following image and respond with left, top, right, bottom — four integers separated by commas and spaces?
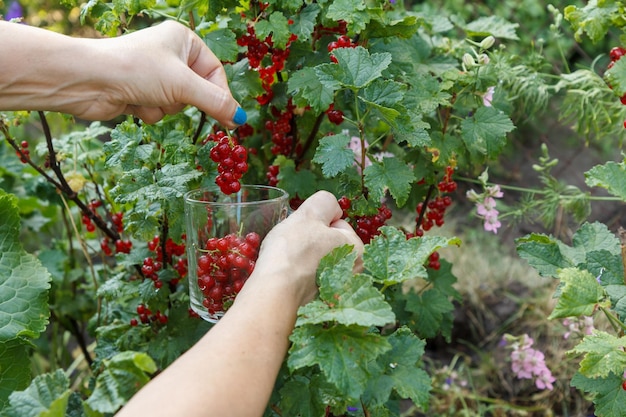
237, 24, 297, 105
326, 103, 344, 125
141, 235, 187, 288
266, 164, 280, 186
208, 130, 249, 195
16, 140, 29, 163
338, 196, 392, 244
265, 100, 295, 156
411, 166, 456, 236
196, 231, 261, 316
81, 199, 102, 233
129, 303, 168, 327
328, 34, 358, 63
427, 251, 441, 270
101, 237, 133, 256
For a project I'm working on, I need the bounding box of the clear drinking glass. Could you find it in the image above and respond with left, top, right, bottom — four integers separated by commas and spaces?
184, 185, 289, 322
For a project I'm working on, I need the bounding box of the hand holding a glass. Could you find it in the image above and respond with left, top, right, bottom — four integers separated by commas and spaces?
119, 190, 363, 417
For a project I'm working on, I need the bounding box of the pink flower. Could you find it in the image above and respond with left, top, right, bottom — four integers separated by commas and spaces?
504, 333, 555, 391
347, 134, 371, 173
482, 86, 495, 107
483, 212, 501, 234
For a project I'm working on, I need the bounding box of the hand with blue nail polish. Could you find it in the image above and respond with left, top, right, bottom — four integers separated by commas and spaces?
0, 20, 244, 127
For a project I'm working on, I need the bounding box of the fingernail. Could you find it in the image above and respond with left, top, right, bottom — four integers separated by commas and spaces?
232, 106, 247, 125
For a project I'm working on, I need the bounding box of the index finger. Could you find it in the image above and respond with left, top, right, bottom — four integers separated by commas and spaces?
293, 191, 343, 226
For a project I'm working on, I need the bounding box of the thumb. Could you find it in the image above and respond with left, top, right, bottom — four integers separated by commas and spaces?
181, 69, 244, 129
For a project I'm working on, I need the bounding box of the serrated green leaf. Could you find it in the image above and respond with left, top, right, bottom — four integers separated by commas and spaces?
0, 190, 51, 342
515, 233, 573, 277
4, 370, 71, 417
288, 3, 320, 41
605, 284, 626, 319
277, 375, 328, 417
572, 222, 622, 258
549, 268, 607, 319
404, 288, 455, 339
255, 12, 292, 49
364, 157, 415, 206
204, 28, 239, 63
224, 59, 265, 104
587, 250, 625, 286
86, 351, 157, 413
585, 159, 626, 202
460, 107, 515, 161
312, 133, 354, 178
296, 246, 395, 327
331, 47, 392, 89
364, 226, 458, 284
571, 371, 626, 417
103, 122, 146, 171
326, 0, 370, 32
367, 327, 431, 409
462, 15, 519, 40
564, 1, 621, 43
288, 67, 336, 113
288, 324, 391, 399
570, 331, 626, 379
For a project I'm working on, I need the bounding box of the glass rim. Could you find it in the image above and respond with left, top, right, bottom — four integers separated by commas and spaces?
184, 185, 289, 207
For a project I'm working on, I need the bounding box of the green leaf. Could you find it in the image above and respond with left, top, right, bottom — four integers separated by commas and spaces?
364, 226, 459, 285
330, 47, 392, 89
296, 246, 395, 327
86, 351, 157, 413
515, 233, 574, 277
549, 268, 607, 319
103, 122, 147, 171
255, 12, 292, 49
288, 324, 391, 399
367, 327, 431, 409
0, 189, 51, 342
204, 28, 239, 63
288, 67, 336, 113
460, 107, 515, 161
363, 157, 415, 207
570, 331, 626, 379
0, 339, 32, 410
326, 0, 370, 33
585, 159, 626, 202
110, 163, 202, 205
404, 288, 455, 340
462, 15, 519, 40
358, 79, 405, 124
224, 59, 265, 104
571, 371, 626, 417
288, 3, 320, 42
3, 370, 71, 417
572, 222, 622, 258
277, 375, 328, 417
312, 133, 354, 178
564, 0, 621, 43
276, 161, 318, 199
587, 250, 625, 286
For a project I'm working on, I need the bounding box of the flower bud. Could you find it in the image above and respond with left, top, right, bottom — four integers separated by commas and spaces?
462, 53, 476, 68
480, 35, 495, 50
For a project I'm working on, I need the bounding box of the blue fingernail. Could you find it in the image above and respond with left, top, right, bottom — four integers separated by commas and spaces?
233, 106, 247, 125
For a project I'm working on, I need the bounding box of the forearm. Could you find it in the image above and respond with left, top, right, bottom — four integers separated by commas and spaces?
115, 269, 301, 417
0, 21, 119, 116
